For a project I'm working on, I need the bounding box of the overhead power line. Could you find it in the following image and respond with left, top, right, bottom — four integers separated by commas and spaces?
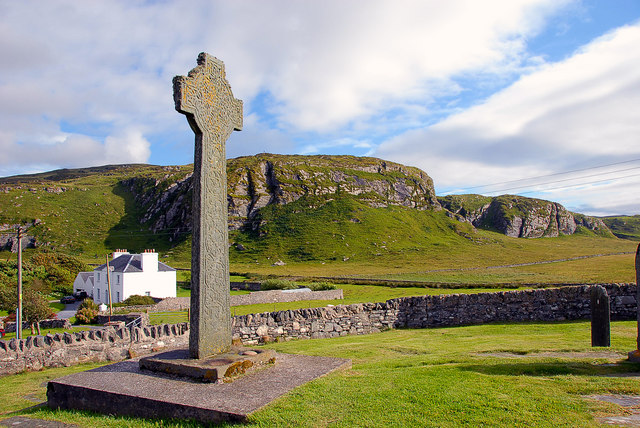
488, 172, 640, 196
480, 166, 640, 195
449, 157, 640, 193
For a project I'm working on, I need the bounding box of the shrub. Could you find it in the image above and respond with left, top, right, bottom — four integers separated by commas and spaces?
122, 295, 156, 306
260, 279, 298, 290
79, 298, 99, 311
75, 307, 97, 324
307, 282, 337, 291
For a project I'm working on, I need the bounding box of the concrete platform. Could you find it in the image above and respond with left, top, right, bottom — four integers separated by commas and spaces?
139, 347, 276, 383
47, 352, 351, 424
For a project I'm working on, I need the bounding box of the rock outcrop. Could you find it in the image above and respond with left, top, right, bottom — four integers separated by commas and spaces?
439, 194, 610, 238
123, 154, 441, 239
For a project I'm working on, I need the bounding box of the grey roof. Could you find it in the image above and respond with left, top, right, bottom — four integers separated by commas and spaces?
95, 254, 176, 273
76, 272, 95, 286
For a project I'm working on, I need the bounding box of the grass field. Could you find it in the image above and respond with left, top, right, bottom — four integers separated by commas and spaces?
230, 233, 637, 284
147, 283, 534, 323
1, 321, 640, 427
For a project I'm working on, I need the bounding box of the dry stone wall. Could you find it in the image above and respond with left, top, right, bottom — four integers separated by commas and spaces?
4, 319, 71, 333
0, 323, 188, 376
0, 284, 636, 375
232, 284, 636, 344
154, 289, 343, 311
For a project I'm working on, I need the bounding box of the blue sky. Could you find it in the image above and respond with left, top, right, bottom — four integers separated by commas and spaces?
1, 0, 639, 216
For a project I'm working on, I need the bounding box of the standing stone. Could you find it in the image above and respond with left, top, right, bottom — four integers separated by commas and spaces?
591, 285, 610, 347
173, 53, 243, 359
636, 243, 640, 350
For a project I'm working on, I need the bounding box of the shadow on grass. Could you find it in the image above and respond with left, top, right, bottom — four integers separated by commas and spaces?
458, 360, 640, 377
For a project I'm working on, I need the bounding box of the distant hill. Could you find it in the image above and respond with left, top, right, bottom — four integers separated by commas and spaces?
0, 154, 629, 265
601, 215, 640, 241
438, 194, 612, 239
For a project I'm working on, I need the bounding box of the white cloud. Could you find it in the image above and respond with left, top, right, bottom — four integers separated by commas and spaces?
225, 113, 295, 158
217, 0, 573, 132
0, 0, 574, 176
376, 22, 640, 215
0, 128, 151, 177
104, 129, 151, 164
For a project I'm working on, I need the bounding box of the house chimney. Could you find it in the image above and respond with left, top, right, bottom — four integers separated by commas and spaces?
112, 249, 129, 259
140, 249, 158, 272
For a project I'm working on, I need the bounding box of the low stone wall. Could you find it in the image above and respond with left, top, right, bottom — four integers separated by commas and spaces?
232, 284, 637, 344
4, 319, 71, 333
0, 284, 636, 375
154, 289, 343, 311
231, 289, 343, 306
112, 304, 156, 313
0, 323, 188, 376
230, 281, 261, 291
95, 313, 149, 327
153, 297, 190, 311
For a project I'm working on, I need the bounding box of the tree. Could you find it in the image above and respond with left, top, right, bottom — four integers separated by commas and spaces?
0, 279, 55, 335
22, 288, 55, 335
29, 252, 89, 295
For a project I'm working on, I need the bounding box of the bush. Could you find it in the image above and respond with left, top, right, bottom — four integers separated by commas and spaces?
75, 307, 97, 324
75, 298, 99, 324
260, 279, 298, 290
79, 298, 98, 311
122, 295, 156, 306
307, 282, 337, 291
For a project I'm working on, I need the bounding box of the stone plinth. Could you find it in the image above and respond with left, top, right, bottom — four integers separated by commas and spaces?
47, 353, 351, 424
139, 347, 276, 383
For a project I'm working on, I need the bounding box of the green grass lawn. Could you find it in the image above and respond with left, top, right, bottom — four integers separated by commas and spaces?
156, 283, 528, 321
1, 321, 639, 427
49, 302, 65, 312
231, 233, 637, 284
230, 283, 532, 317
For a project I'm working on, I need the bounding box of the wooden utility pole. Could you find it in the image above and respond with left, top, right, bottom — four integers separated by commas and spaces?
106, 255, 113, 322
16, 227, 23, 340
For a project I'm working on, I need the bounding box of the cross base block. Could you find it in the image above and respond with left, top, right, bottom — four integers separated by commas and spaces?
139, 347, 276, 383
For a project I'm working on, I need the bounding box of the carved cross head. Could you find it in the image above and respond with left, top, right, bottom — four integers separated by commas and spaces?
173, 52, 243, 138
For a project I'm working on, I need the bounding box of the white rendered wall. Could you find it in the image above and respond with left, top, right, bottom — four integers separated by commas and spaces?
73, 274, 90, 294
92, 269, 125, 304
121, 270, 177, 301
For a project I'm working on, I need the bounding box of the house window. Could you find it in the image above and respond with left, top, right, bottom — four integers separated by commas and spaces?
97, 273, 100, 282
97, 289, 100, 300
116, 274, 120, 285
145, 291, 150, 296
116, 291, 120, 302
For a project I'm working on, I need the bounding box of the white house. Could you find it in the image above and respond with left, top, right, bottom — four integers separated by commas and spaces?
74, 249, 176, 304
72, 272, 94, 296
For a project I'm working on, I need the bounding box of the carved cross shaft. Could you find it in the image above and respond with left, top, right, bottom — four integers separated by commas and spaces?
173, 53, 242, 359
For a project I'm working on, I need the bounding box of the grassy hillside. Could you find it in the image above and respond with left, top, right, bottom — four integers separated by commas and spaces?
230, 194, 474, 264
0, 164, 191, 260
602, 215, 640, 241
1, 162, 637, 285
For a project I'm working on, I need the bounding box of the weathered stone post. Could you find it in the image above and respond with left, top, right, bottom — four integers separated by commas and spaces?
636, 243, 640, 350
590, 285, 610, 347
173, 53, 243, 359
628, 243, 640, 361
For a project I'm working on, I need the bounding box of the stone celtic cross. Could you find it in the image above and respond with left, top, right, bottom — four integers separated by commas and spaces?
173, 53, 243, 359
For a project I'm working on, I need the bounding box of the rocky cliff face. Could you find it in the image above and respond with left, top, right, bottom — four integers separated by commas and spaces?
123, 154, 441, 239
439, 194, 610, 238
120, 154, 611, 241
